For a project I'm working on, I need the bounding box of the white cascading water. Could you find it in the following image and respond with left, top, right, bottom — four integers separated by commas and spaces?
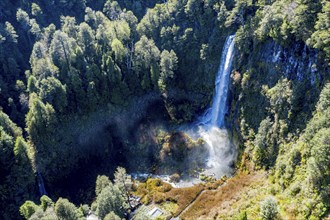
199, 35, 237, 178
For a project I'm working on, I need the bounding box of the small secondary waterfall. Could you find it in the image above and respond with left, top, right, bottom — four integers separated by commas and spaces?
199, 35, 236, 178
37, 172, 47, 196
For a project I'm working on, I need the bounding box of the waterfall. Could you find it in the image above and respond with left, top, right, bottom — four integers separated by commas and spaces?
131, 36, 237, 185
37, 172, 47, 196
199, 35, 236, 128
210, 35, 235, 127
198, 35, 237, 178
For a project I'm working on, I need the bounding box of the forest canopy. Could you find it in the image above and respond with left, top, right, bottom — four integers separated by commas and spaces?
0, 0, 329, 219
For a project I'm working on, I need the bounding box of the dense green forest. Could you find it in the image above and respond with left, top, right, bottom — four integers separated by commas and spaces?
0, 0, 329, 219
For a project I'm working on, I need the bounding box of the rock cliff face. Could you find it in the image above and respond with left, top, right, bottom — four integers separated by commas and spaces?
228, 37, 329, 169
249, 40, 321, 83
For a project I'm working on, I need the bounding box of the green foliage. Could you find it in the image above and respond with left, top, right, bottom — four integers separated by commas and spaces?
13, 136, 29, 159
31, 3, 42, 17
50, 30, 76, 69
226, 0, 253, 28
40, 195, 54, 211
1, 0, 329, 218
95, 175, 111, 196
235, 210, 248, 220
4, 22, 18, 43
92, 168, 132, 218
16, 9, 30, 30
104, 211, 122, 220
0, 111, 22, 137
29, 208, 57, 220
61, 16, 78, 39
95, 183, 128, 219
159, 49, 178, 91
157, 131, 207, 174
79, 204, 90, 216
269, 79, 330, 218
27, 75, 37, 93
104, 0, 122, 20
55, 198, 82, 220
0, 110, 36, 219
316, 83, 330, 112
185, 0, 203, 15
39, 77, 68, 113
260, 197, 278, 220
264, 78, 292, 118
134, 35, 160, 89
19, 195, 64, 219
20, 201, 40, 219
309, 1, 330, 63
0, 127, 14, 167
307, 128, 330, 188
255, 4, 283, 41
111, 38, 126, 61
253, 117, 274, 167
114, 167, 133, 207
77, 22, 96, 56
26, 93, 57, 142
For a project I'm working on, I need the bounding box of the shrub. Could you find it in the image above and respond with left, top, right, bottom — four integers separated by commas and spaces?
104, 211, 121, 220
159, 183, 172, 193
79, 204, 90, 216
235, 210, 247, 220
55, 198, 81, 220
154, 192, 165, 203
19, 201, 40, 219
170, 173, 180, 183
260, 197, 278, 220
40, 195, 53, 211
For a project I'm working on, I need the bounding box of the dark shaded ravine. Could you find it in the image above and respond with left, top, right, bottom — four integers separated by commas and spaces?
41, 90, 207, 205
